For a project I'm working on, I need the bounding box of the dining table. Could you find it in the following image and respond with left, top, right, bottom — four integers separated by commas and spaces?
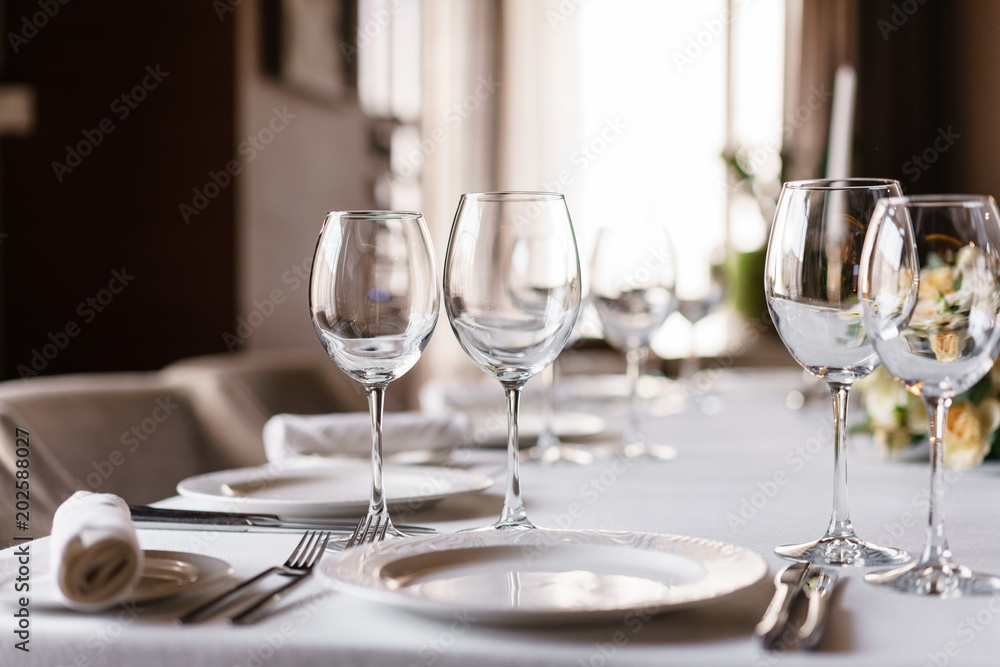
3, 366, 1000, 666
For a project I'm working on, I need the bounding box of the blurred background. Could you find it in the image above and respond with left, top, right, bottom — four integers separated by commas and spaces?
0, 0, 996, 400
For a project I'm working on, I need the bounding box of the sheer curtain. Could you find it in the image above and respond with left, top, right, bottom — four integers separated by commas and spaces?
414, 1, 788, 391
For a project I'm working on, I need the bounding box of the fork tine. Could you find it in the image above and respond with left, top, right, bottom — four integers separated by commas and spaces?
347, 515, 370, 548
295, 531, 328, 569
229, 531, 333, 626
288, 532, 319, 569
284, 530, 314, 567
182, 530, 313, 624
316, 532, 332, 557
374, 515, 388, 542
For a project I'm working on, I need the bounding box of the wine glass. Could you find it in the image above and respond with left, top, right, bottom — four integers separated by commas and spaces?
590, 224, 678, 459
443, 192, 582, 529
309, 211, 440, 541
861, 194, 1000, 596
534, 318, 594, 465
676, 247, 726, 413
765, 178, 909, 566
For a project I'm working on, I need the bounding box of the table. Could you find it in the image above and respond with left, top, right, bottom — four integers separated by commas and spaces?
3, 368, 1000, 666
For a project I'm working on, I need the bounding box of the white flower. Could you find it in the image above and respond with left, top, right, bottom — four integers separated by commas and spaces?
943, 400, 993, 471
859, 368, 909, 429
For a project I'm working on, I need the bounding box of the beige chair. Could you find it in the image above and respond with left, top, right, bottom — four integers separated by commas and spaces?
162, 348, 377, 468
0, 372, 244, 545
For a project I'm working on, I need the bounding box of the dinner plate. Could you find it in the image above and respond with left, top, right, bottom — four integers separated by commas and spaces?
177, 460, 493, 517
6, 550, 232, 608
319, 529, 767, 625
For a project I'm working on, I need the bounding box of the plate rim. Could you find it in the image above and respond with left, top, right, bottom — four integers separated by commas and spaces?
176, 459, 494, 517
318, 528, 768, 625
135, 549, 233, 601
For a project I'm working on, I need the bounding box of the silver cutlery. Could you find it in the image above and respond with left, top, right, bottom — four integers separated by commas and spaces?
180, 531, 331, 624
345, 513, 389, 548
754, 561, 809, 650
754, 562, 840, 652
796, 567, 839, 648
130, 505, 437, 534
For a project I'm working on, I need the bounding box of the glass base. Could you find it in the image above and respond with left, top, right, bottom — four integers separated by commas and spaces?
623, 442, 678, 460
776, 535, 910, 567
534, 432, 595, 465
458, 518, 536, 532
582, 441, 678, 461
865, 560, 1000, 597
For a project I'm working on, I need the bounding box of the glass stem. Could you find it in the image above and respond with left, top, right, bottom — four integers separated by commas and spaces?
922, 395, 953, 567
498, 383, 531, 527
367, 385, 388, 518
825, 382, 856, 539
624, 345, 646, 447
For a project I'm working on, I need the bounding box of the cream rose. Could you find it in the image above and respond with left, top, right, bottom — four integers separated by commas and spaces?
858, 368, 915, 456
930, 332, 961, 363
943, 401, 991, 471
919, 266, 957, 300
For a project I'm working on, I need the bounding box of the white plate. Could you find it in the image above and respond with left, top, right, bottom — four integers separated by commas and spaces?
9, 550, 232, 608
177, 460, 493, 517
320, 529, 767, 625
134, 550, 232, 601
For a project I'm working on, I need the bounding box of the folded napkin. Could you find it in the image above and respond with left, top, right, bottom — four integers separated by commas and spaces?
49, 491, 144, 611
263, 411, 471, 461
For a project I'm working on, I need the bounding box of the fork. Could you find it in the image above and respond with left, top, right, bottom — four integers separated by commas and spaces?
180, 531, 331, 624
346, 513, 389, 548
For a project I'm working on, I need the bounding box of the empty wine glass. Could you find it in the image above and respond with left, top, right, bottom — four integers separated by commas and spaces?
765, 178, 909, 566
676, 246, 726, 413
534, 321, 593, 465
861, 194, 1000, 596
444, 192, 582, 529
590, 224, 678, 459
309, 211, 440, 541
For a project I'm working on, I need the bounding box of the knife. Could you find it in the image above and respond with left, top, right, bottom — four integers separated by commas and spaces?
796, 566, 839, 649
753, 561, 810, 650
129, 505, 437, 534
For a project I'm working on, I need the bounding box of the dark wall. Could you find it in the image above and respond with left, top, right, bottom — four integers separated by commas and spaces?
0, 2, 236, 379
855, 0, 964, 194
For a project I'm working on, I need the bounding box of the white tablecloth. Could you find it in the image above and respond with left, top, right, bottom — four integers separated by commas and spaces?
3, 368, 1000, 666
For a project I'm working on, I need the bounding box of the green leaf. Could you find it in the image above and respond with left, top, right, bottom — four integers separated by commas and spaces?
964, 373, 993, 406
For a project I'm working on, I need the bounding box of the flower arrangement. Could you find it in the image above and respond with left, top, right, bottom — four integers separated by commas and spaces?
856, 247, 1000, 471
855, 366, 1000, 471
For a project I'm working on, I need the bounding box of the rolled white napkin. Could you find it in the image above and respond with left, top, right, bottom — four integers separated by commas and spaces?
263, 411, 471, 462
49, 491, 144, 611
